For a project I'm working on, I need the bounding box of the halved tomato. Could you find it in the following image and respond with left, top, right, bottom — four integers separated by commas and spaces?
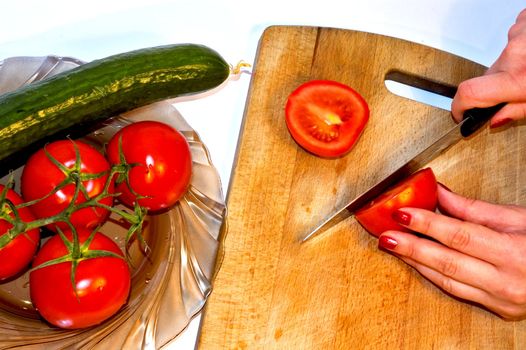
355, 168, 438, 237
285, 80, 369, 158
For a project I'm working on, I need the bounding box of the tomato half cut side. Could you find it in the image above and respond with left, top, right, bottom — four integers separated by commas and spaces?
285, 80, 369, 158
355, 168, 438, 237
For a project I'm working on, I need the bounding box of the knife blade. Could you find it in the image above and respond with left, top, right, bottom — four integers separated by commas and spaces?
301, 103, 506, 242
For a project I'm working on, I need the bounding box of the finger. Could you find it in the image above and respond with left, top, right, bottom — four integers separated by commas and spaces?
486, 44, 526, 75
391, 207, 508, 264
379, 231, 500, 291
397, 254, 495, 308
398, 255, 522, 319
437, 184, 526, 234
487, 11, 526, 74
489, 102, 526, 128
451, 72, 526, 121
508, 9, 526, 40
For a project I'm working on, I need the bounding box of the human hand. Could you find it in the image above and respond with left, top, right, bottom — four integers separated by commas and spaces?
377, 185, 526, 320
451, 9, 526, 127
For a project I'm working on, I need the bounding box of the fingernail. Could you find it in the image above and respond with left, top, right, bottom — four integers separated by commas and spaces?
491, 118, 512, 128
378, 235, 398, 250
392, 209, 411, 226
438, 182, 452, 192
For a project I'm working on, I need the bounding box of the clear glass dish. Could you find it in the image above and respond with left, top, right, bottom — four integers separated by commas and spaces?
0, 55, 226, 348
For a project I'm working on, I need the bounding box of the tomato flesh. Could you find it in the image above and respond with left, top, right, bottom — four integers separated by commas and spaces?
106, 121, 192, 212
355, 168, 438, 237
29, 229, 130, 329
0, 185, 40, 281
21, 140, 113, 232
285, 80, 369, 158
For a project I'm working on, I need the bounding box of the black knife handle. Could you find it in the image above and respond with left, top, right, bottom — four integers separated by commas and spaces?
460, 103, 507, 137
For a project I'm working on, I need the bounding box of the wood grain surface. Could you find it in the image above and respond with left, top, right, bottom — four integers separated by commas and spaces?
198, 26, 526, 349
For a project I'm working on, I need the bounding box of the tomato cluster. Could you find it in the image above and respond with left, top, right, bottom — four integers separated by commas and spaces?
0, 120, 192, 329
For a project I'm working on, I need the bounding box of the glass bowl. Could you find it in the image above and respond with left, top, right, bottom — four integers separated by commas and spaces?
0, 55, 226, 348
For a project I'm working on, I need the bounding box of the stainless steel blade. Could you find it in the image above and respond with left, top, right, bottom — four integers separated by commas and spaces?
301, 118, 468, 242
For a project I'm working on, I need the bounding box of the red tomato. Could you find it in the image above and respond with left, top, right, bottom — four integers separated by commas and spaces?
106, 121, 192, 212
21, 140, 113, 232
29, 229, 130, 329
0, 185, 40, 281
355, 168, 438, 237
285, 80, 369, 158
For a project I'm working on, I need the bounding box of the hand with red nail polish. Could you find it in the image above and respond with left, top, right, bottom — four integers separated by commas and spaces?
378, 184, 526, 320
451, 9, 526, 127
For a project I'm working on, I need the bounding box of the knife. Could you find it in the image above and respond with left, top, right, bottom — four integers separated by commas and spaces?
301, 102, 506, 242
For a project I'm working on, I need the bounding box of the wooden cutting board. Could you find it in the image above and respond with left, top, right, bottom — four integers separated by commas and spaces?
198, 26, 526, 349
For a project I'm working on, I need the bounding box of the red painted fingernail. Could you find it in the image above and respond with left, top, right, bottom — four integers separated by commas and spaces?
392, 209, 411, 226
378, 235, 398, 250
491, 118, 512, 128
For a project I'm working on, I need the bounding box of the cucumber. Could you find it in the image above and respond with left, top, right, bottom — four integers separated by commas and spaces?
0, 44, 230, 163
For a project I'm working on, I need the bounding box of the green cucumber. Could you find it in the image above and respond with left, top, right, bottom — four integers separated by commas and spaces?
0, 43, 230, 163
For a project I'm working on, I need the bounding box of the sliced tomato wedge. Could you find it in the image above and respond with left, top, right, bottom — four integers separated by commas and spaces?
285, 80, 369, 158
355, 168, 438, 237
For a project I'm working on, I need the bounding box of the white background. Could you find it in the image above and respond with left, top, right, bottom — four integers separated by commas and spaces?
1, 1, 524, 348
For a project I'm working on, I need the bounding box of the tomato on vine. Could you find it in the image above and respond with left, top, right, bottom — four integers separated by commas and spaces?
20, 140, 114, 232
106, 121, 192, 212
29, 228, 131, 329
0, 184, 40, 281
6, 120, 191, 329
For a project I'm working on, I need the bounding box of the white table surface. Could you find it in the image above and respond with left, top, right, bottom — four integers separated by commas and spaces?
1, 1, 524, 348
